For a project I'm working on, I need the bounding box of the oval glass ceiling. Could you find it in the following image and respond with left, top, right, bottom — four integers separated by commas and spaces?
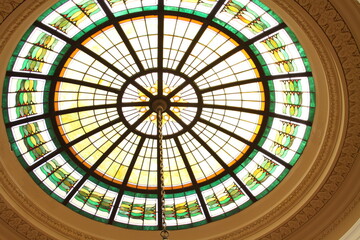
2, 0, 315, 230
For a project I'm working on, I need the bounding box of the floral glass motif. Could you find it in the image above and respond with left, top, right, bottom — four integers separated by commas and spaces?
3, 0, 315, 230
118, 201, 157, 220
21, 33, 59, 72
15, 79, 38, 118
50, 0, 101, 33
282, 79, 303, 117
40, 159, 78, 193
165, 199, 202, 220
243, 157, 278, 190
75, 185, 115, 213
19, 122, 50, 160
205, 183, 245, 211
223, 0, 270, 34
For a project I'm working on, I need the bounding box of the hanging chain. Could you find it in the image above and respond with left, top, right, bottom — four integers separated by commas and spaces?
158, 108, 169, 240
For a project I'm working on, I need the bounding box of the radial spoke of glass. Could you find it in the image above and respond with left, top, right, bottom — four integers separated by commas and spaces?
205, 104, 264, 116
168, 44, 244, 99
198, 118, 292, 169
269, 112, 312, 126
129, 108, 153, 129
119, 76, 154, 99
33, 21, 153, 98
174, 137, 212, 223
55, 103, 118, 116
187, 130, 257, 202
62, 129, 132, 205
62, 111, 151, 205
172, 102, 263, 116
33, 21, 128, 80
173, 101, 310, 126
26, 117, 122, 172
158, 0, 164, 97
201, 79, 263, 94
175, 0, 227, 72
199, 72, 313, 94
198, 118, 253, 147
201, 103, 311, 126
5, 113, 51, 128
6, 71, 123, 95
167, 111, 257, 202
97, 0, 145, 72
130, 82, 154, 99
120, 102, 150, 108
168, 22, 287, 99
108, 136, 146, 224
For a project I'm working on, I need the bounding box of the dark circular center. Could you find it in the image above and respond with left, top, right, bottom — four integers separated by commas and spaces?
152, 98, 168, 112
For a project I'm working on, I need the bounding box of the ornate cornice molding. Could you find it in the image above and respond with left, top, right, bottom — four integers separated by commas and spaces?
0, 0, 103, 239
0, 0, 46, 52
213, 0, 360, 239
224, 0, 359, 239
0, 191, 52, 240
0, 166, 100, 240
264, 0, 360, 239
0, 0, 359, 239
316, 191, 360, 240
261, 0, 360, 239
0, 0, 25, 24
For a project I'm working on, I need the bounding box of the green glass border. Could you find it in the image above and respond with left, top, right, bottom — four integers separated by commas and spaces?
2, 76, 10, 124
164, 6, 209, 19
1, 0, 317, 231
36, 0, 69, 22
210, 199, 252, 221
255, 188, 269, 200
212, 18, 248, 42
72, 17, 110, 41
114, 5, 158, 17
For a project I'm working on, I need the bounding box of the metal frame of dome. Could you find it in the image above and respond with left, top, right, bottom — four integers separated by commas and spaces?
2, 0, 315, 231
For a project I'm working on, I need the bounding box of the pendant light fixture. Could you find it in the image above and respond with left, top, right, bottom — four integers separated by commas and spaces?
154, 99, 170, 239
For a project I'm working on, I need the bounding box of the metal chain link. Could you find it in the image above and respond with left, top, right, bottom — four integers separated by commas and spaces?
158, 108, 169, 240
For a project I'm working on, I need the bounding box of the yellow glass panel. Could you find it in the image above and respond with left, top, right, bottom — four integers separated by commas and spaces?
138, 170, 150, 187
57, 101, 78, 110
59, 82, 80, 91
179, 169, 191, 184
191, 165, 205, 180
148, 171, 157, 187
73, 139, 92, 151
99, 140, 113, 153
97, 158, 112, 173
77, 146, 96, 161
128, 169, 140, 185
169, 171, 181, 186
105, 161, 120, 177
83, 122, 99, 133
59, 92, 78, 100
62, 121, 82, 134
114, 148, 128, 164
60, 113, 79, 124
66, 128, 85, 141
85, 150, 102, 165
85, 39, 105, 54
80, 116, 96, 126
114, 165, 128, 181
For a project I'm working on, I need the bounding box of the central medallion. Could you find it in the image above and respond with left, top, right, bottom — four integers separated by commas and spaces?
151, 98, 168, 112
119, 72, 200, 137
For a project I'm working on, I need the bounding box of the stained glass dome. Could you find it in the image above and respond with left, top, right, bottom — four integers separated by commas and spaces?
2, 0, 315, 230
